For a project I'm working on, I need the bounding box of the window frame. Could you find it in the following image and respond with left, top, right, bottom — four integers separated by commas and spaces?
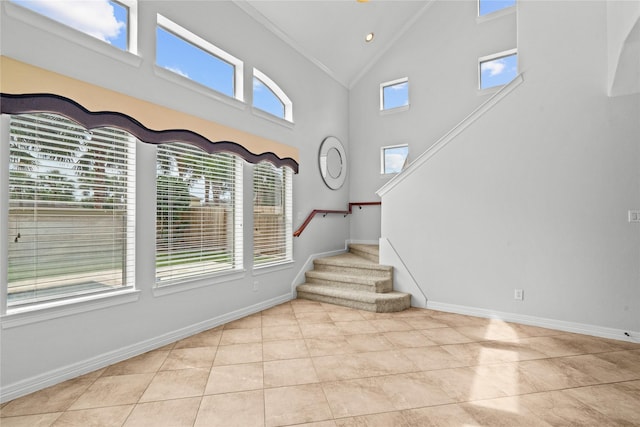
380, 144, 409, 175
1, 113, 138, 317
478, 48, 518, 91
478, 0, 516, 18
252, 68, 294, 123
156, 14, 244, 103
6, 0, 138, 57
380, 77, 410, 113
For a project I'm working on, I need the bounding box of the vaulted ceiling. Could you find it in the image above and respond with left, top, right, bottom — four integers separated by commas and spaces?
234, 0, 432, 88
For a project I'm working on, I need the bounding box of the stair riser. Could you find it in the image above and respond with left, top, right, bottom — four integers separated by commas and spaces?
348, 248, 379, 263
296, 292, 410, 313
305, 277, 392, 293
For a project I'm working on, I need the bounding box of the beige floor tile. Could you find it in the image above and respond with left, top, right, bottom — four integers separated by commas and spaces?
470, 363, 540, 396
173, 328, 222, 349
327, 311, 367, 322
262, 313, 298, 327
102, 349, 169, 376
322, 378, 395, 418
520, 390, 615, 426
219, 327, 262, 345
402, 404, 479, 427
344, 334, 394, 353
51, 405, 133, 427
442, 341, 546, 366
262, 325, 304, 341
204, 362, 263, 394
430, 312, 489, 328
195, 390, 264, 427
564, 382, 640, 425
334, 320, 378, 335
1, 376, 96, 416
595, 350, 640, 376
400, 346, 467, 371
369, 319, 413, 332
373, 372, 455, 409
403, 317, 448, 330
421, 367, 509, 402
262, 303, 294, 316
313, 350, 416, 381
0, 412, 62, 427
290, 299, 326, 313
224, 314, 262, 329
160, 346, 216, 371
69, 374, 154, 410
336, 411, 410, 427
560, 353, 639, 383
516, 358, 599, 392
264, 384, 333, 427
263, 338, 310, 361
454, 322, 527, 342
213, 342, 262, 366
264, 358, 319, 387
461, 396, 552, 427
296, 311, 334, 323
553, 333, 630, 354
419, 327, 475, 345
305, 336, 355, 357
383, 330, 437, 348
139, 368, 208, 402
123, 397, 200, 427
299, 322, 343, 338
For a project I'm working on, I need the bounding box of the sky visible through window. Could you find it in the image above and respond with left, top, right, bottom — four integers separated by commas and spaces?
383, 81, 409, 110
480, 53, 517, 89
253, 78, 285, 119
12, 0, 128, 50
383, 145, 409, 174
156, 27, 235, 98
479, 0, 516, 16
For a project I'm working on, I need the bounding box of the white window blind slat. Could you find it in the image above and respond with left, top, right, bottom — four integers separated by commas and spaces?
155, 142, 243, 285
8, 113, 136, 306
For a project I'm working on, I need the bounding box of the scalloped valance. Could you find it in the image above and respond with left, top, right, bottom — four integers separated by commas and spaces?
0, 56, 299, 173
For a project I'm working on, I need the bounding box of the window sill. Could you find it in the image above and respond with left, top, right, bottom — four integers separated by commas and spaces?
380, 105, 410, 116
1, 289, 140, 329
153, 269, 246, 297
4, 1, 142, 69
476, 5, 516, 24
251, 107, 295, 129
154, 66, 246, 112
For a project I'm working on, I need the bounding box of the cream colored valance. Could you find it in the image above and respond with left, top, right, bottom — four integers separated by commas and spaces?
0, 56, 299, 172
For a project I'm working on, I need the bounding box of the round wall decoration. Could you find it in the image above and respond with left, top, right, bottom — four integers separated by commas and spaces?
318, 136, 347, 190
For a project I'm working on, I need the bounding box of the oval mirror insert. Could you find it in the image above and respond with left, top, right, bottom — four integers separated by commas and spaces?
318, 136, 347, 190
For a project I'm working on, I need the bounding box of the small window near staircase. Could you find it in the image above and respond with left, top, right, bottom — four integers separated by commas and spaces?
381, 144, 409, 175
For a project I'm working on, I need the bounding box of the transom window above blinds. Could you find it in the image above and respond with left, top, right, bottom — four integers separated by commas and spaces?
253, 162, 292, 268
156, 143, 243, 285
8, 113, 136, 306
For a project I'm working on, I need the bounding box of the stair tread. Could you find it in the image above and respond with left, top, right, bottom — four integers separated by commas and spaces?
348, 244, 379, 254
297, 283, 409, 302
306, 270, 389, 283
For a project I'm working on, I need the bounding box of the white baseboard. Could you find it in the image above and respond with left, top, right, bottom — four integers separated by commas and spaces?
0, 293, 291, 403
426, 300, 640, 344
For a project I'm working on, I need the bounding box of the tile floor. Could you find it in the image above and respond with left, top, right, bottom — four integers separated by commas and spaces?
2, 299, 640, 426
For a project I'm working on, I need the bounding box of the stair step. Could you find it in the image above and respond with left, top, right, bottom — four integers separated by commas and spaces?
305, 270, 392, 293
314, 253, 392, 277
296, 284, 411, 313
348, 243, 379, 262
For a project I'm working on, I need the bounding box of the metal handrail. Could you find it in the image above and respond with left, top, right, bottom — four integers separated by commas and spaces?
293, 202, 381, 237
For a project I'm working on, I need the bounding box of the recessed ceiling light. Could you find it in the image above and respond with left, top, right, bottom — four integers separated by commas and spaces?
365, 32, 375, 42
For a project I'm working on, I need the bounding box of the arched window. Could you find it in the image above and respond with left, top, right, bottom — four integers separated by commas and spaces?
252, 68, 293, 123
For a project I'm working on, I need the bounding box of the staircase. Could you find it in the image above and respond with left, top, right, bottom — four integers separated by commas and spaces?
296, 244, 411, 313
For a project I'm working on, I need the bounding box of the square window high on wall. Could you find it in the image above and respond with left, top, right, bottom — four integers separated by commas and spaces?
381, 144, 409, 175
9, 0, 137, 53
380, 78, 409, 112
479, 49, 518, 90
478, 0, 515, 16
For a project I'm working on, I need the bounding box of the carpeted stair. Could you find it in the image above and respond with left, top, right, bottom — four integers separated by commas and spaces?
296, 244, 411, 313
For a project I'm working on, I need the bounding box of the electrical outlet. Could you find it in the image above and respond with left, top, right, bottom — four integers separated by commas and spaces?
629, 210, 640, 223
514, 289, 524, 301
253, 281, 259, 292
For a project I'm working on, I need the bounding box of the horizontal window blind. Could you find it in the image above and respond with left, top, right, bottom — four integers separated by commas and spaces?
8, 113, 136, 306
156, 143, 243, 285
253, 162, 292, 268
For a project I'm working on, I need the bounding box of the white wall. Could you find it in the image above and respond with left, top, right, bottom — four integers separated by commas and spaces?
352, 1, 640, 334
0, 0, 349, 399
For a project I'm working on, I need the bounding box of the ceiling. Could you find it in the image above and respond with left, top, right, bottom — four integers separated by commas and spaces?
233, 0, 432, 88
